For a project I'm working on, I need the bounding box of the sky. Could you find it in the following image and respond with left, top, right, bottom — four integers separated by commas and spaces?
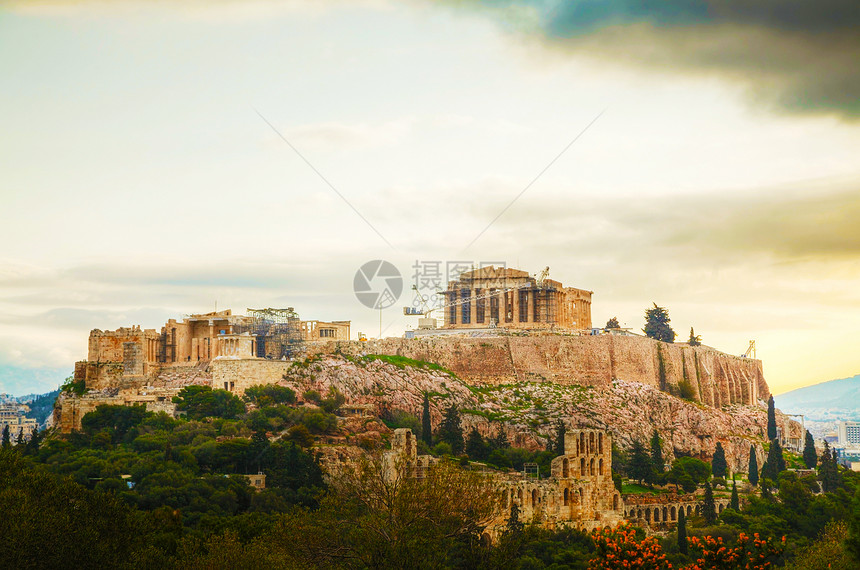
1, 0, 859, 396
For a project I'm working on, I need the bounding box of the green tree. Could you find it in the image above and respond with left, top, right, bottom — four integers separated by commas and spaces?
849, 487, 860, 563
1, 424, 9, 449
749, 445, 759, 486
643, 303, 675, 343
677, 506, 688, 554
667, 456, 710, 493
688, 327, 701, 346
820, 442, 840, 493
506, 502, 524, 535
242, 384, 296, 407
767, 395, 777, 441
421, 393, 432, 447
437, 404, 464, 455
465, 427, 488, 461
81, 404, 151, 443
730, 479, 740, 511
702, 480, 717, 525
803, 430, 818, 469
605, 316, 620, 330
712, 441, 727, 478
24, 426, 40, 455
173, 386, 245, 420
628, 439, 653, 485
490, 424, 509, 451
762, 439, 786, 484
650, 428, 664, 475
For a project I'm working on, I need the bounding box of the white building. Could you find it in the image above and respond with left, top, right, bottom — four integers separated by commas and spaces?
837, 421, 860, 447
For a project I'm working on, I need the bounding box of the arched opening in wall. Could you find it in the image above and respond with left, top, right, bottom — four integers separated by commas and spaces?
686, 505, 692, 516
695, 505, 700, 515
663, 507, 668, 522
654, 508, 660, 522
599, 458, 604, 475
719, 503, 724, 512
637, 509, 642, 518
580, 458, 586, 476
580, 432, 585, 453
598, 433, 603, 454
590, 458, 595, 476
589, 432, 595, 454
563, 458, 569, 478
481, 533, 491, 547
532, 489, 539, 506
613, 494, 619, 510
405, 431, 413, 456
670, 506, 676, 521
564, 488, 570, 506
578, 488, 583, 505
517, 489, 523, 504
645, 509, 650, 522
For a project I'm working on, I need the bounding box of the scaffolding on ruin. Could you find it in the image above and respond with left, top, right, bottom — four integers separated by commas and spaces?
245, 307, 303, 359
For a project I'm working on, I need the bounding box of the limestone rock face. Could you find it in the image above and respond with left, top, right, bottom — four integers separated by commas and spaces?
276, 355, 795, 470
307, 335, 768, 408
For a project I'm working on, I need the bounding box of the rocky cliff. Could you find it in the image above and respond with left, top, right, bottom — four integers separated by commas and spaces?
306, 334, 769, 408
279, 353, 797, 474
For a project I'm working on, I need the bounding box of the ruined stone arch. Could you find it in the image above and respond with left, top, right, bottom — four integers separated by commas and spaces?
645, 509, 651, 522
598, 433, 604, 454
580, 457, 586, 476
532, 489, 539, 506
517, 489, 523, 504
637, 509, 642, 518
580, 432, 585, 452
563, 457, 569, 478
589, 432, 595, 454
564, 488, 570, 506
590, 458, 595, 476
599, 458, 604, 475
613, 494, 619, 511
686, 505, 692, 516
670, 506, 676, 521
663, 507, 668, 522
719, 503, 724, 512
654, 508, 660, 522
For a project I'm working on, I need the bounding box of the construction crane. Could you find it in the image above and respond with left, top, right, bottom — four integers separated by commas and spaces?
741, 340, 756, 359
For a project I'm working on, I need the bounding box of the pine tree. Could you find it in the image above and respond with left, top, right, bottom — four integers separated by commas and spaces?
553, 420, 566, 456
702, 480, 717, 525
848, 484, 860, 563
803, 430, 818, 469
25, 426, 40, 456
491, 424, 509, 450
688, 327, 701, 346
15, 428, 24, 447
650, 429, 664, 475
643, 303, 676, 342
767, 395, 777, 441
437, 404, 464, 455
677, 507, 688, 554
629, 439, 654, 485
711, 442, 727, 478
748, 445, 759, 486
421, 393, 432, 447
465, 427, 487, 460
1, 424, 9, 448
730, 479, 740, 511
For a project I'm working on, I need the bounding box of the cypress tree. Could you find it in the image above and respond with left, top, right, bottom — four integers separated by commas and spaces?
629, 439, 654, 485
730, 479, 740, 511
15, 429, 24, 447
465, 427, 487, 460
421, 393, 432, 447
506, 502, 524, 535
820, 442, 841, 493
748, 445, 759, 486
437, 404, 464, 455
1, 424, 9, 448
650, 428, 664, 474
677, 507, 688, 554
554, 420, 566, 456
762, 439, 786, 483
702, 480, 717, 525
492, 424, 509, 450
24, 426, 40, 456
767, 395, 777, 441
803, 430, 818, 469
712, 442, 727, 478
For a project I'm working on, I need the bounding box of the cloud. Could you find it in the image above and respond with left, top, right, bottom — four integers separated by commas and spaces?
448, 0, 860, 118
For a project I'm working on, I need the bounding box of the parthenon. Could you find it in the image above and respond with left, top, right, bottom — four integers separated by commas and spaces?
442, 266, 593, 331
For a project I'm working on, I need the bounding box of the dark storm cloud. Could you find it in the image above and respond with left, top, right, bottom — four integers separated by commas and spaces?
455, 0, 860, 117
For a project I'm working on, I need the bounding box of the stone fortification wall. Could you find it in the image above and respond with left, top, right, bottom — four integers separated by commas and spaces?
306, 335, 769, 407
209, 359, 292, 395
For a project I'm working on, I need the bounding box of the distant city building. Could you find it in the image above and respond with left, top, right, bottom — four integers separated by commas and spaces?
0, 403, 38, 442
837, 421, 860, 446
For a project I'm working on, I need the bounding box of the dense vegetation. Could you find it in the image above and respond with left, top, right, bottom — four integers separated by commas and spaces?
3, 385, 860, 568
